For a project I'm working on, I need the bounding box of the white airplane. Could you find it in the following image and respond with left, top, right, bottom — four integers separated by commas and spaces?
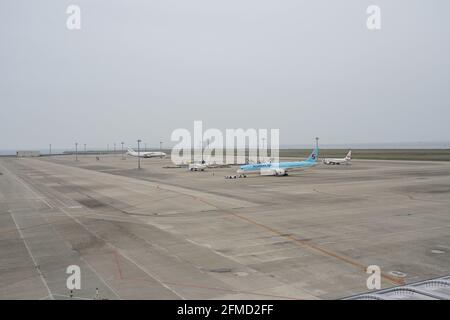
188, 162, 207, 171
188, 155, 219, 171
322, 150, 352, 165
127, 147, 166, 158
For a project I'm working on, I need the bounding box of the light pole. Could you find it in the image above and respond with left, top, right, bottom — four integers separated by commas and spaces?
49, 144, 52, 156
137, 139, 141, 169
315, 137, 319, 149
144, 143, 147, 152
159, 139, 162, 152
200, 140, 204, 164
261, 137, 266, 163
84, 144, 86, 154
75, 142, 78, 161
121, 142, 125, 160
205, 138, 210, 164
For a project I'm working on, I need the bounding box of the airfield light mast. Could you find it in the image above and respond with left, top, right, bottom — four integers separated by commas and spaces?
201, 140, 204, 163
262, 137, 266, 163
121, 142, 125, 160
137, 139, 141, 169
75, 142, 78, 161
205, 138, 210, 163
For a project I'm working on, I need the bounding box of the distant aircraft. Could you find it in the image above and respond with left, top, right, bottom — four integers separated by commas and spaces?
188, 155, 223, 171
237, 147, 319, 176
322, 150, 352, 165
188, 162, 207, 171
127, 147, 166, 158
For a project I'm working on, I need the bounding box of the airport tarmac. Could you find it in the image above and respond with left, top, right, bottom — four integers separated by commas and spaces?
1, 154, 449, 299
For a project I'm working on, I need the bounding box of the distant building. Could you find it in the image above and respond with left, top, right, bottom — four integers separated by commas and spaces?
16, 151, 40, 157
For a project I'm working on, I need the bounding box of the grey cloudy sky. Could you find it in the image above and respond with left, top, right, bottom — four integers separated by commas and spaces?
1, 0, 449, 150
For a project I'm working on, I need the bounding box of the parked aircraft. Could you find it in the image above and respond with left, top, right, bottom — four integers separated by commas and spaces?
322, 150, 351, 165
127, 147, 166, 158
237, 147, 319, 176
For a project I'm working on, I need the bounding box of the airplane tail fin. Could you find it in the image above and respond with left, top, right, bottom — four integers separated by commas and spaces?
306, 147, 319, 162
345, 150, 352, 160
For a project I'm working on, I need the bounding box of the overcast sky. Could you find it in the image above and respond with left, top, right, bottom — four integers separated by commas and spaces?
1, 0, 449, 150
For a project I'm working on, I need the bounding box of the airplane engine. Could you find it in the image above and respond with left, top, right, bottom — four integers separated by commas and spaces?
260, 168, 286, 176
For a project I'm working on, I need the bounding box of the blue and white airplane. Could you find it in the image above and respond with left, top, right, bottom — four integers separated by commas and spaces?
237, 147, 319, 176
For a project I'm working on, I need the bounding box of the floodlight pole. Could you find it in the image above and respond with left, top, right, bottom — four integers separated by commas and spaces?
200, 140, 204, 163
137, 139, 141, 169
75, 142, 78, 161
121, 142, 125, 160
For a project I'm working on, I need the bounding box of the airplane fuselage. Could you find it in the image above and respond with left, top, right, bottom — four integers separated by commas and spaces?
322, 150, 351, 165
127, 150, 166, 158
237, 146, 319, 176
322, 158, 350, 165
238, 160, 317, 175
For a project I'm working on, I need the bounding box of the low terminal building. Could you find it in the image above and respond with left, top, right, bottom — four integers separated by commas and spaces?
16, 150, 40, 157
